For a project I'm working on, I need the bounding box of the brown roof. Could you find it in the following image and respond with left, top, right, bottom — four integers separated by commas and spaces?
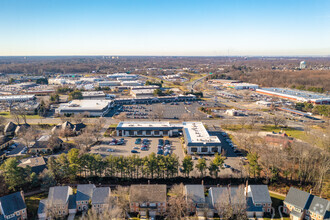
130, 184, 167, 203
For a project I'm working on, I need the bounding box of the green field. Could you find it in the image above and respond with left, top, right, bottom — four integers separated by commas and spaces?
0, 112, 43, 119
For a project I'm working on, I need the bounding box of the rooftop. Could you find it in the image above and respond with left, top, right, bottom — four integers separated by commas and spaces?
183, 122, 221, 145
58, 100, 112, 111
257, 88, 330, 101
92, 187, 111, 204
130, 184, 167, 203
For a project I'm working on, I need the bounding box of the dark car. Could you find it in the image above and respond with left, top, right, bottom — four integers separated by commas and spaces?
165, 140, 170, 145
135, 138, 141, 144
131, 150, 139, 153
158, 139, 164, 145
157, 149, 164, 155
141, 146, 148, 151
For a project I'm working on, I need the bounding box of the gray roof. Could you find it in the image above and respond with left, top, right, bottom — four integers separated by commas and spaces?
284, 187, 311, 210
48, 186, 70, 205
185, 185, 205, 204
249, 185, 272, 204
76, 184, 96, 202
92, 187, 111, 204
209, 186, 243, 206
0, 192, 26, 216
130, 184, 167, 203
308, 196, 330, 217
37, 199, 47, 214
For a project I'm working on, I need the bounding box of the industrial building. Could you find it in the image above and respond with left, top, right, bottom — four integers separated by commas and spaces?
130, 89, 155, 98
0, 95, 36, 103
106, 73, 138, 80
113, 94, 196, 105
116, 121, 221, 155
56, 100, 113, 116
82, 91, 106, 99
121, 80, 144, 87
97, 81, 121, 88
224, 83, 259, 90
256, 88, 330, 104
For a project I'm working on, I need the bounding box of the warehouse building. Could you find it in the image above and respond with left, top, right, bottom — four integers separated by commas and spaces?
106, 73, 138, 80
0, 95, 36, 103
82, 91, 106, 99
56, 100, 113, 116
97, 81, 121, 88
130, 89, 155, 98
256, 88, 330, 105
121, 81, 144, 87
224, 83, 259, 90
113, 94, 196, 105
116, 121, 221, 155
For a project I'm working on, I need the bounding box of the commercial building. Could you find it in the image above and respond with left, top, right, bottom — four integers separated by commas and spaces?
82, 91, 106, 99
114, 94, 196, 105
183, 122, 221, 154
256, 88, 330, 105
56, 100, 113, 116
0, 95, 36, 103
224, 83, 259, 90
107, 73, 138, 80
97, 80, 121, 88
116, 121, 182, 137
121, 80, 144, 87
300, 61, 307, 69
116, 121, 221, 155
130, 89, 155, 98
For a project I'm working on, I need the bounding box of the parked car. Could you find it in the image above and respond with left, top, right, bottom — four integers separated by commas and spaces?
131, 150, 139, 153
158, 139, 164, 145
135, 138, 141, 144
165, 140, 170, 145
133, 146, 139, 150
157, 149, 164, 155
223, 163, 230, 168
106, 148, 114, 152
141, 146, 148, 151
192, 156, 197, 160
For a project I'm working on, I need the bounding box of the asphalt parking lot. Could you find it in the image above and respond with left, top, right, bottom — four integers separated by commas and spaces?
111, 101, 210, 120
90, 136, 185, 160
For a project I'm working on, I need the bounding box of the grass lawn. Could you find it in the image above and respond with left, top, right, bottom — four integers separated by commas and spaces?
269, 192, 288, 219
0, 112, 43, 119
261, 125, 306, 140
25, 192, 48, 220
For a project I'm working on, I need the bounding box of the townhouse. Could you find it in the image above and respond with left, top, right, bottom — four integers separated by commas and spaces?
0, 192, 27, 220
76, 184, 96, 211
284, 187, 330, 220
91, 187, 111, 214
130, 184, 167, 217
185, 185, 212, 218
245, 185, 272, 218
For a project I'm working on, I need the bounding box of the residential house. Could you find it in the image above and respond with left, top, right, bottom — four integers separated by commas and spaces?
51, 121, 86, 135
38, 186, 73, 218
91, 187, 111, 214
245, 185, 272, 218
185, 185, 211, 217
18, 157, 47, 174
130, 184, 167, 217
0, 191, 27, 220
29, 135, 63, 154
76, 184, 96, 211
284, 187, 330, 220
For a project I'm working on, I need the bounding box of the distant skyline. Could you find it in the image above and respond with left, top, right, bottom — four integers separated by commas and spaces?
0, 0, 330, 56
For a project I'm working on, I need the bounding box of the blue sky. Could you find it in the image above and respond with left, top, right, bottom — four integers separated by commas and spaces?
0, 0, 329, 56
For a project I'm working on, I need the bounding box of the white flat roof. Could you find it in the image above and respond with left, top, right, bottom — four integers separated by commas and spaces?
118, 121, 181, 128
183, 122, 221, 144
58, 100, 111, 110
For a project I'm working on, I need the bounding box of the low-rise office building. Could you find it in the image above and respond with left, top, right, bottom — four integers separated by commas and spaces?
56, 100, 113, 116
121, 80, 144, 87
82, 91, 106, 99
0, 95, 36, 103
130, 89, 155, 98
116, 121, 221, 155
97, 80, 121, 88
183, 122, 221, 154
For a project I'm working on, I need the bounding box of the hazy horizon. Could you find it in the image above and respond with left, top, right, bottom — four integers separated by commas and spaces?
1, 0, 330, 56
